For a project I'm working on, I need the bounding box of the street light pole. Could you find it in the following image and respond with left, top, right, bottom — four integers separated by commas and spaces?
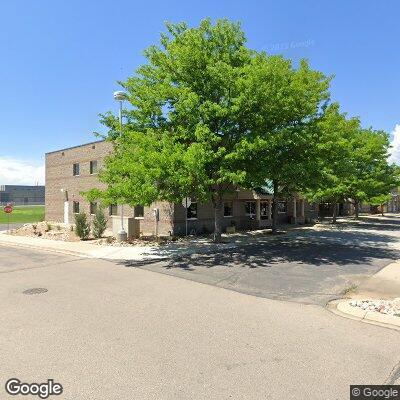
114, 90, 129, 242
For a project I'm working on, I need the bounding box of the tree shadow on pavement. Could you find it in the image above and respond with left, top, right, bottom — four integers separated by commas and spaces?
122, 228, 399, 271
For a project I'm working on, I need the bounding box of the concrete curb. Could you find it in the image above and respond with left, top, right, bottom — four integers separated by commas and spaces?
0, 231, 240, 262
0, 240, 93, 259
328, 299, 400, 332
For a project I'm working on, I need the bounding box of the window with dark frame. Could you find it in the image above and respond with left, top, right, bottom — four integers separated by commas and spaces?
134, 205, 144, 218
187, 202, 198, 219
73, 163, 80, 176
73, 201, 80, 214
224, 201, 233, 217
277, 201, 287, 213
245, 201, 256, 217
109, 204, 118, 215
90, 160, 98, 175
260, 201, 269, 220
90, 202, 97, 215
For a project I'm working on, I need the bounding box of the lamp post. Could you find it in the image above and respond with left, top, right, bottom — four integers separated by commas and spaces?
114, 90, 128, 242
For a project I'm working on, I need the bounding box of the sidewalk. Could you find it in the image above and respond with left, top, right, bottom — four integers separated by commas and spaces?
0, 223, 315, 261
330, 261, 400, 330
0, 230, 240, 261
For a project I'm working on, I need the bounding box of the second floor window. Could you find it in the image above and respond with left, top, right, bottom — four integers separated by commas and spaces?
73, 163, 80, 176
90, 160, 98, 174
109, 204, 118, 215
134, 205, 144, 218
73, 201, 80, 214
90, 202, 97, 215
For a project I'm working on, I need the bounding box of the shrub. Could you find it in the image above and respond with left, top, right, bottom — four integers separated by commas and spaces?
74, 212, 90, 240
92, 207, 108, 239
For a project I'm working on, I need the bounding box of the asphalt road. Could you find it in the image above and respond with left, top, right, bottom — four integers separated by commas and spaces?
0, 223, 24, 232
123, 216, 400, 305
1, 244, 400, 399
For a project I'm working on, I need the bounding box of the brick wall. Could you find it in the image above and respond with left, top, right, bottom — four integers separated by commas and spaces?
45, 140, 175, 236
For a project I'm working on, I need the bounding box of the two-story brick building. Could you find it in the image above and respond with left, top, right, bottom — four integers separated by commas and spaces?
45, 140, 317, 237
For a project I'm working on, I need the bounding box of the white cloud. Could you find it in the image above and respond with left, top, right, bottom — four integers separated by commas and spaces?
389, 124, 400, 165
0, 158, 44, 185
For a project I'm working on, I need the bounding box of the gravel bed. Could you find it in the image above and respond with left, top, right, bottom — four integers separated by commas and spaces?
349, 298, 400, 317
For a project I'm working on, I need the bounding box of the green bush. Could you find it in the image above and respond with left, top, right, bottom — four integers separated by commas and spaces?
92, 207, 108, 238
74, 212, 90, 240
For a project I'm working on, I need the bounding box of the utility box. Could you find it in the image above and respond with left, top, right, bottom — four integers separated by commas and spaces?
111, 216, 140, 239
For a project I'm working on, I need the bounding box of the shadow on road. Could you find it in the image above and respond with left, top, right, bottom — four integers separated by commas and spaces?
117, 216, 400, 305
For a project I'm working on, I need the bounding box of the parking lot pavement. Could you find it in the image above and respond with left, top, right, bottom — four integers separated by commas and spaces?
122, 216, 400, 305
1, 245, 400, 399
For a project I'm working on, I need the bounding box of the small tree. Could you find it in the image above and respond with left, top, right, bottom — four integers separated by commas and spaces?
92, 207, 108, 238
74, 212, 90, 240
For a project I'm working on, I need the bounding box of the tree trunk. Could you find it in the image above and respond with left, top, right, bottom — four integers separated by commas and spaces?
271, 180, 279, 234
213, 194, 223, 243
354, 200, 359, 219
332, 202, 338, 224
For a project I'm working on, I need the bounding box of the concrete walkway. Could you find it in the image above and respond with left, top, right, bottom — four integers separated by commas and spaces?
0, 230, 240, 261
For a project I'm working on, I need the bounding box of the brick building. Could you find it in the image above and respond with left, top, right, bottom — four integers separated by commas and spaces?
45, 140, 318, 237
0, 185, 45, 205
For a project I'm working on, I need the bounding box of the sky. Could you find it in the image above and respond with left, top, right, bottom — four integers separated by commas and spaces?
0, 0, 399, 185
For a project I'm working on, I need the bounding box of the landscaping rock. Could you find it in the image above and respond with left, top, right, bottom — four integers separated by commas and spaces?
349, 299, 400, 317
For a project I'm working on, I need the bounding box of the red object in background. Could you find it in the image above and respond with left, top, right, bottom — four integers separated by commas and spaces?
3, 204, 13, 214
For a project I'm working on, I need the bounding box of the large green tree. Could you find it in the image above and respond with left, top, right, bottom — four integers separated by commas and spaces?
237, 53, 331, 232
307, 104, 360, 222
345, 128, 397, 218
88, 19, 330, 240
305, 103, 398, 222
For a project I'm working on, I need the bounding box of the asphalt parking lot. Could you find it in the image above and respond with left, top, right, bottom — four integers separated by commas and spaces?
123, 216, 400, 305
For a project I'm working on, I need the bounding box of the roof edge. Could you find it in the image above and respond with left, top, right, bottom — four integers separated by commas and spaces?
45, 139, 106, 155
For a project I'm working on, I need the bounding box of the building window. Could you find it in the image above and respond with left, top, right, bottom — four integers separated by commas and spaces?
90, 202, 97, 215
90, 160, 98, 175
187, 202, 198, 219
134, 205, 144, 218
245, 201, 256, 218
109, 204, 118, 215
73, 163, 80, 176
277, 201, 287, 213
73, 201, 80, 214
224, 201, 233, 217
260, 201, 269, 220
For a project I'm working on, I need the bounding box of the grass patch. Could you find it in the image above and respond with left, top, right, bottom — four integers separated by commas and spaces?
0, 206, 45, 224
342, 283, 358, 297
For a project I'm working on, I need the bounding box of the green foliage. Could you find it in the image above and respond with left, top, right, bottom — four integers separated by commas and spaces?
369, 193, 392, 206
305, 104, 399, 215
74, 212, 90, 240
86, 19, 330, 240
92, 207, 108, 238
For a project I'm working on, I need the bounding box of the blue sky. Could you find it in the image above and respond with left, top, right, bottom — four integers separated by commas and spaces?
1, 0, 399, 184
